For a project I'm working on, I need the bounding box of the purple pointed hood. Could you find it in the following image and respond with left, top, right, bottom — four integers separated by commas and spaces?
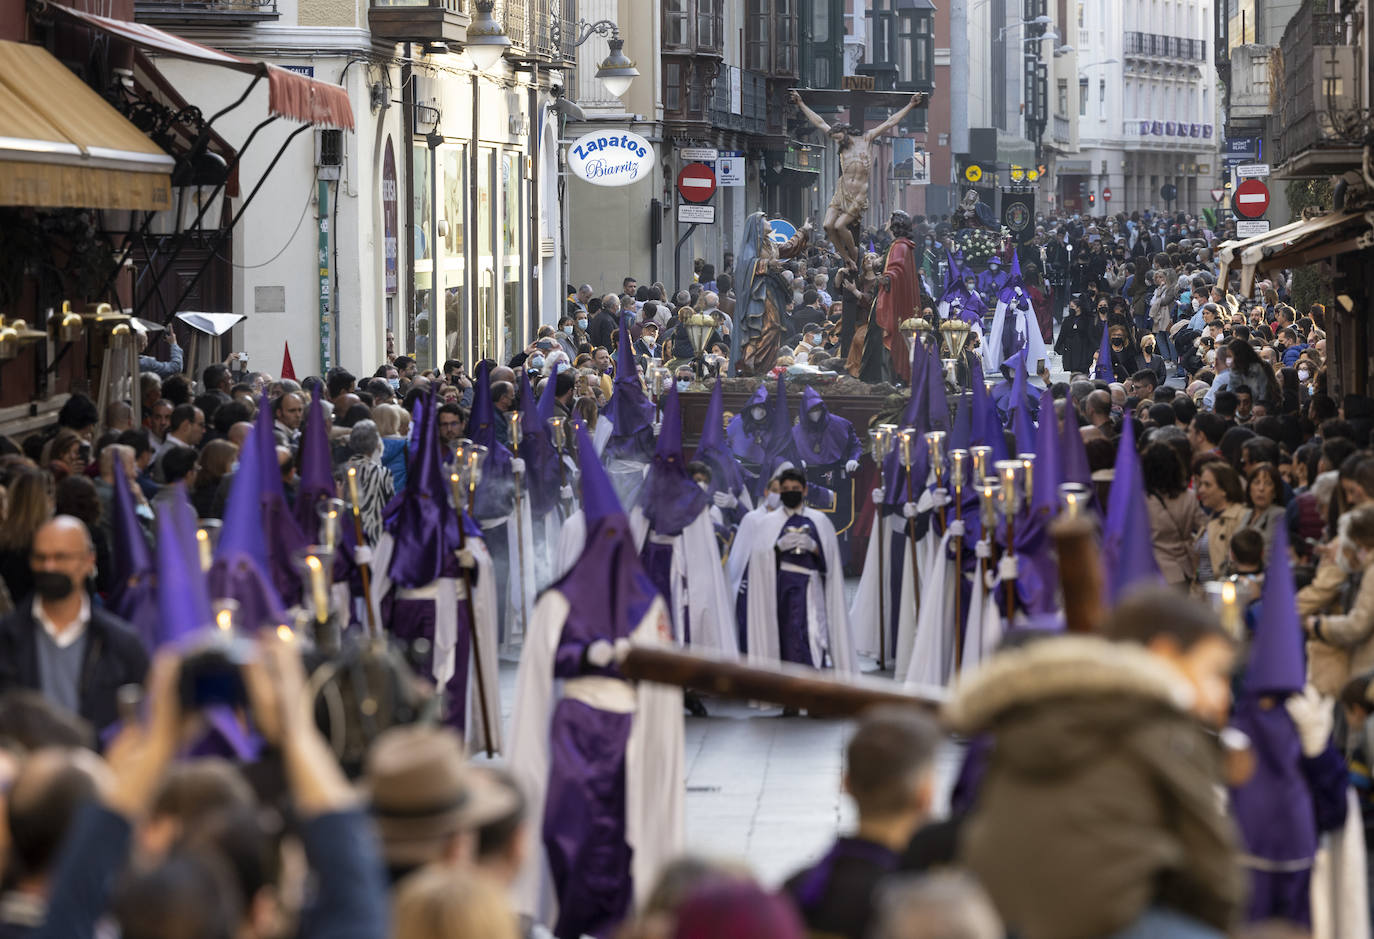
638, 384, 709, 536
1103, 415, 1163, 603
696, 375, 752, 499
209, 406, 288, 630
1007, 350, 1036, 453
1061, 408, 1093, 490
997, 250, 1025, 304
792, 385, 859, 467
156, 484, 213, 647
107, 459, 158, 647
603, 313, 655, 463
467, 361, 515, 520
408, 395, 425, 462
557, 422, 663, 652
882, 341, 931, 507
969, 358, 1008, 464
924, 343, 950, 434
382, 386, 480, 589
759, 372, 805, 487
1031, 390, 1062, 516
253, 394, 308, 606
522, 372, 561, 518
1245, 525, 1305, 696
1094, 316, 1114, 382
294, 384, 336, 538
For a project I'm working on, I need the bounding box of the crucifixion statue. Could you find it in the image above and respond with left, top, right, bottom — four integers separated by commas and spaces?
790, 88, 925, 271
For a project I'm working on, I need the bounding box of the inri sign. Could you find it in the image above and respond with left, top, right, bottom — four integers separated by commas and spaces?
567, 130, 655, 187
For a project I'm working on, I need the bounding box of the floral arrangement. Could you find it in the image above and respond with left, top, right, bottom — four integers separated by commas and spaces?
955, 228, 1005, 267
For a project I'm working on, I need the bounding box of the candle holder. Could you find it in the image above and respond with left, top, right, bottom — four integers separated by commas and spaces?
1204, 580, 1243, 639
1058, 483, 1091, 520
925, 431, 947, 488
995, 460, 1024, 517
970, 445, 993, 483
547, 414, 567, 450
195, 527, 214, 573
317, 498, 345, 555
508, 410, 523, 454
949, 449, 969, 493
978, 476, 1000, 530
1017, 452, 1036, 502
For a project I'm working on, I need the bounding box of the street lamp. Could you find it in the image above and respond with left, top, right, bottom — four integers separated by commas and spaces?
564, 19, 640, 98
996, 14, 1052, 40
466, 0, 512, 73
1077, 58, 1119, 74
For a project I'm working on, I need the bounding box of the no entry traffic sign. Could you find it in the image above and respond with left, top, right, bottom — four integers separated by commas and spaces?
1233, 178, 1270, 219
1103, 187, 1112, 202
677, 163, 717, 203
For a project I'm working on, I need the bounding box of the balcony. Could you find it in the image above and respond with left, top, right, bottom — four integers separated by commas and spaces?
1123, 31, 1207, 62
709, 66, 769, 136
1272, 7, 1363, 175
368, 0, 469, 46
1122, 118, 1214, 149
135, 0, 278, 24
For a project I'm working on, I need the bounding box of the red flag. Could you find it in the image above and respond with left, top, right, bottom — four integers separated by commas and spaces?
281, 341, 296, 380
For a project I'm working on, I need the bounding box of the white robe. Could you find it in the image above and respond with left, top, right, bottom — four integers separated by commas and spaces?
738, 506, 857, 674
480, 496, 537, 659
983, 286, 1050, 374
629, 506, 739, 658
902, 515, 964, 689
960, 540, 1005, 675
849, 509, 937, 681
369, 532, 502, 755
507, 591, 684, 928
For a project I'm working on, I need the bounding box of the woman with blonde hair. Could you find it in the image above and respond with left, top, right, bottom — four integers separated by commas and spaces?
373, 402, 409, 493
391, 866, 518, 939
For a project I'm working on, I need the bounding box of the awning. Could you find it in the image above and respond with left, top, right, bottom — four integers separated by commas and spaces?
1218, 209, 1374, 296
48, 4, 354, 130
0, 40, 173, 209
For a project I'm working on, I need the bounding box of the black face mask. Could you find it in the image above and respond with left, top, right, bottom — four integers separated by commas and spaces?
33, 571, 75, 601
780, 490, 804, 509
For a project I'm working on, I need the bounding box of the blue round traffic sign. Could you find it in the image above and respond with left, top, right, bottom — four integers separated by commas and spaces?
768, 218, 797, 244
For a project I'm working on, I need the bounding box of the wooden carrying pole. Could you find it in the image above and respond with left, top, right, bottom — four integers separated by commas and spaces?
617, 644, 944, 718
451, 473, 495, 758
1051, 516, 1105, 634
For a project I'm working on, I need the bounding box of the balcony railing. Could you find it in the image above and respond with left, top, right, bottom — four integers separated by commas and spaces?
368, 0, 468, 45
135, 0, 278, 22
1123, 119, 1214, 142
1272, 4, 1362, 168
502, 0, 578, 66
709, 65, 768, 135
1123, 31, 1207, 61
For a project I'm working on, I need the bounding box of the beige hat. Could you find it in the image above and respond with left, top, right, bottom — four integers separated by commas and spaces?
362, 724, 518, 869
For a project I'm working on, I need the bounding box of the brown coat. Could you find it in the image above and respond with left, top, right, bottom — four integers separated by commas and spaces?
1204, 503, 1248, 577
1147, 491, 1205, 586
946, 636, 1242, 939
1308, 556, 1374, 694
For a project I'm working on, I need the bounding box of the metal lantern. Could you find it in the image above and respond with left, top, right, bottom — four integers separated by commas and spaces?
870, 425, 892, 462
686, 311, 716, 357
1058, 483, 1091, 519
995, 459, 1023, 516
317, 498, 345, 555
548, 414, 567, 449
1017, 452, 1036, 501
949, 448, 969, 490
970, 445, 993, 482
925, 431, 947, 486
978, 476, 1000, 529
940, 317, 972, 360
897, 429, 916, 468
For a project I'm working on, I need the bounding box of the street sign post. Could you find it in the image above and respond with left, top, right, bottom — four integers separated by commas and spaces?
768, 219, 798, 244
1235, 219, 1271, 238
1233, 178, 1270, 219
1236, 163, 1270, 179
964, 164, 983, 183
1210, 188, 1225, 203
679, 147, 719, 162
676, 163, 717, 203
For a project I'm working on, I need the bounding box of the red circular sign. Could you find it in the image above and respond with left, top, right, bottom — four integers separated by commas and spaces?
1234, 178, 1270, 219
677, 163, 717, 203
1102, 188, 1112, 202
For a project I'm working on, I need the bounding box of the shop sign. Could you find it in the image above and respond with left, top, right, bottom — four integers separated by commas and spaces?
568, 130, 655, 187
382, 138, 398, 296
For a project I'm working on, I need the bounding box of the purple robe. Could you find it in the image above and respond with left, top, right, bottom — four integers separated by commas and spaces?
792, 387, 862, 468
775, 514, 825, 667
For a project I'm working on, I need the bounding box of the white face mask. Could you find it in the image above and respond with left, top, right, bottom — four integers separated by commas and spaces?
764, 491, 782, 510
750, 405, 767, 421
1298, 369, 1311, 382
698, 480, 710, 491
676, 379, 691, 392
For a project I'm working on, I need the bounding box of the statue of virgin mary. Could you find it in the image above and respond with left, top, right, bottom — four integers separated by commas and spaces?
729, 212, 809, 377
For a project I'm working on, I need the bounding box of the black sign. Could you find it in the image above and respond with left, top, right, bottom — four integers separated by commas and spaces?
1001, 193, 1036, 246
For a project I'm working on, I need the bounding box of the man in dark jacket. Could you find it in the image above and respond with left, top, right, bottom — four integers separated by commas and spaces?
0, 517, 147, 734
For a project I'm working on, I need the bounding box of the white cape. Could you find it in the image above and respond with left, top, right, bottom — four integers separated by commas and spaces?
479, 497, 537, 659
629, 506, 739, 658
739, 507, 857, 674
849, 512, 930, 680
983, 287, 1049, 374
507, 591, 685, 928
369, 532, 502, 754
902, 519, 963, 688
960, 543, 1005, 674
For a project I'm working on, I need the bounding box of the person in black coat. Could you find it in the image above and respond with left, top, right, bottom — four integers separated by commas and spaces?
0, 517, 148, 735
1054, 297, 1101, 375
586, 296, 620, 351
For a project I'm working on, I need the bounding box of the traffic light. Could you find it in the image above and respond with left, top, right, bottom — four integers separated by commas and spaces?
1088, 192, 1096, 205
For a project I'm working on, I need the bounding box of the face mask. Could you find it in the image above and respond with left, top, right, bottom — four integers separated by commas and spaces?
577, 318, 588, 330
529, 355, 545, 370
388, 378, 400, 390
809, 408, 825, 423
750, 405, 767, 421
33, 571, 75, 601
764, 491, 782, 510
780, 490, 805, 509
698, 480, 710, 491
1298, 369, 1311, 382
676, 379, 691, 392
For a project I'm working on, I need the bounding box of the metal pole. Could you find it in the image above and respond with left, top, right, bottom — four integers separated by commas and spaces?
674, 222, 700, 294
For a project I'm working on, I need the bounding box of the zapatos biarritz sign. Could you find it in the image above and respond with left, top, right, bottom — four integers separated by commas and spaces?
568, 130, 655, 187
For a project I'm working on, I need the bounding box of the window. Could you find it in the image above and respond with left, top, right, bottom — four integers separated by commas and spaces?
1324, 76, 1344, 97
746, 0, 769, 71
1079, 76, 1087, 115
665, 62, 682, 112
1057, 78, 1068, 115
664, 0, 690, 49
697, 0, 719, 50
1099, 77, 1106, 118
775, 0, 796, 75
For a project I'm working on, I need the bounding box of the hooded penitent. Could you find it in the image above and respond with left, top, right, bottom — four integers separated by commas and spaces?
725, 383, 772, 466
757, 372, 806, 498
1102, 415, 1163, 603
792, 386, 862, 467
106, 457, 158, 647
601, 313, 656, 464
696, 375, 754, 502
508, 420, 683, 939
